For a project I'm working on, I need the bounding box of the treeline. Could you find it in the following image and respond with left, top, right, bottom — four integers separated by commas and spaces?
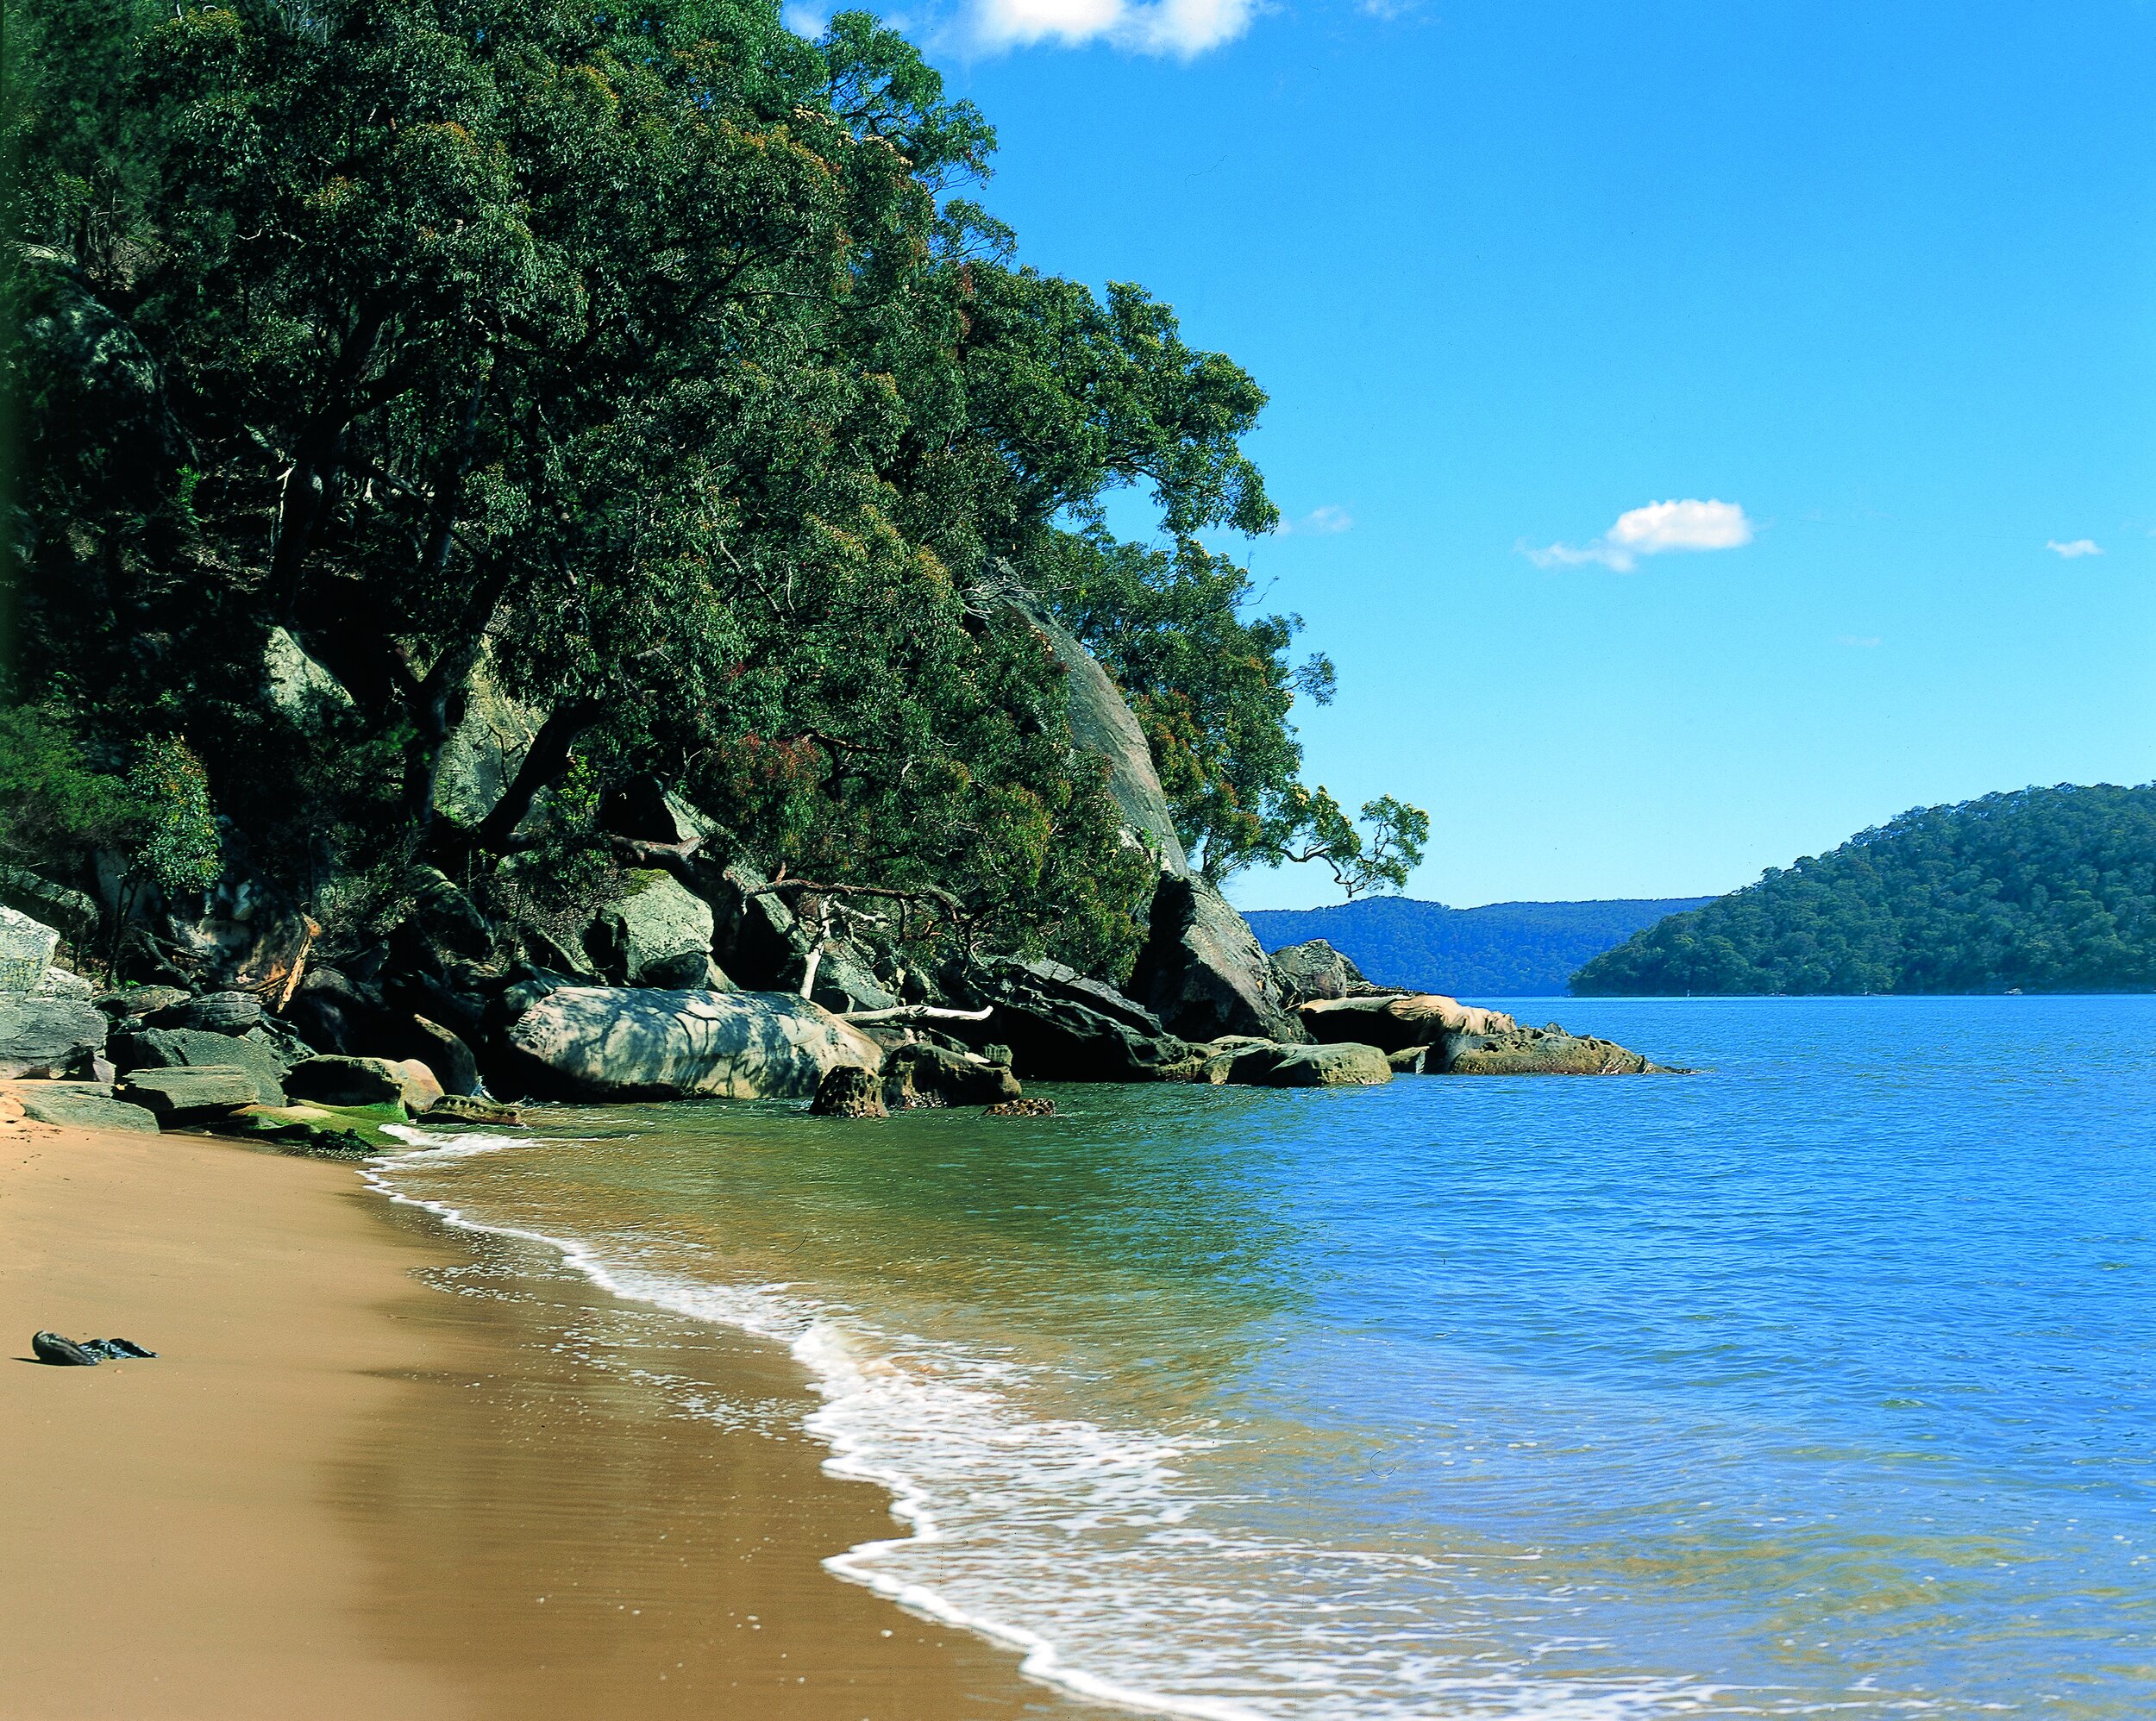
1572, 784, 2156, 995
3, 0, 1417, 981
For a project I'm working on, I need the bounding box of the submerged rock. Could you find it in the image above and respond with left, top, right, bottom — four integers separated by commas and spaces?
881, 1042, 1022, 1110
500, 987, 882, 1101
1442, 1028, 1666, 1075
1203, 1041, 1394, 1088
1131, 875, 1306, 1046
810, 1065, 887, 1117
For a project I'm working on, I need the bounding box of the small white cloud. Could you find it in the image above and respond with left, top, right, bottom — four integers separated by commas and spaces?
2046, 537, 2103, 559
969, 0, 1251, 53
1521, 498, 1754, 573
782, 3, 824, 35
1836, 635, 1882, 648
1275, 504, 1353, 536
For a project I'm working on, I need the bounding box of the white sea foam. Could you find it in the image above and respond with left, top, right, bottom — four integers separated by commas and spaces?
365, 1142, 1722, 1720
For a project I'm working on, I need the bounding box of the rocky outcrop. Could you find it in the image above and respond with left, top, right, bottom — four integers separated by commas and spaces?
10, 1079, 160, 1133
116, 1065, 260, 1121
286, 1055, 442, 1112
1200, 1041, 1393, 1087
0, 870, 98, 947
585, 869, 722, 988
1442, 1027, 1664, 1075
945, 957, 1193, 1082
263, 626, 355, 722
109, 1025, 292, 1105
146, 989, 264, 1033
499, 987, 882, 1101
1300, 992, 1669, 1074
0, 998, 109, 1080
432, 646, 547, 832
881, 1042, 1022, 1109
0, 905, 60, 994
1268, 939, 1376, 1006
1131, 875, 1306, 1045
981, 574, 1188, 877
1299, 992, 1518, 1055
702, 862, 897, 1013
810, 1066, 887, 1117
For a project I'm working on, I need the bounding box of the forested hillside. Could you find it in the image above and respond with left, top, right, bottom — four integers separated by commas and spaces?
1573, 785, 2156, 995
1249, 898, 1709, 996
3, 0, 1419, 987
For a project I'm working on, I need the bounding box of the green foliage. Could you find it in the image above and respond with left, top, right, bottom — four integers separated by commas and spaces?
0, 705, 135, 864
127, 735, 222, 898
6, 0, 1405, 971
1573, 784, 2156, 996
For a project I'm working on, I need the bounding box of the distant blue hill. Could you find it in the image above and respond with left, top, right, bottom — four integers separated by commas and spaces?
1244, 897, 1714, 998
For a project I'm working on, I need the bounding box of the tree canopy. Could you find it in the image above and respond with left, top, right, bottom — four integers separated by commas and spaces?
1572, 784, 2156, 996
5, 0, 1421, 975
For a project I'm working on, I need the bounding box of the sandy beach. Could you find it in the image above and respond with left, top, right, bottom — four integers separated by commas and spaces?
0, 1105, 1082, 1720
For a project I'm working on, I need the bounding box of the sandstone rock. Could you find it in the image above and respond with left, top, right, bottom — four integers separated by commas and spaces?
95, 986, 191, 1022
117, 1065, 259, 1120
0, 867, 99, 946
146, 988, 263, 1034
946, 958, 1192, 1082
399, 865, 495, 962
1131, 874, 1305, 1045
405, 1015, 480, 1097
262, 626, 355, 721
0, 998, 109, 1080
12, 1080, 160, 1133
1220, 1042, 1393, 1088
500, 987, 883, 1101
585, 869, 718, 988
881, 1042, 1022, 1110
433, 645, 547, 832
395, 1058, 447, 1112
34, 967, 96, 1002
982, 573, 1188, 876
1268, 939, 1373, 1006
109, 1025, 290, 1105
285, 1055, 436, 1112
810, 1066, 887, 1117
0, 905, 60, 995
1300, 992, 1519, 1055
1442, 1028, 1662, 1075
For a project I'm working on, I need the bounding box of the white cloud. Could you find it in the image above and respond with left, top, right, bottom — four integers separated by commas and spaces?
782, 3, 825, 35
1275, 504, 1353, 536
2046, 537, 2103, 559
968, 0, 1252, 54
1522, 497, 1754, 573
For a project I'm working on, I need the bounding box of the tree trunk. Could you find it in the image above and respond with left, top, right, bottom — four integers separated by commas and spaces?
467, 697, 605, 856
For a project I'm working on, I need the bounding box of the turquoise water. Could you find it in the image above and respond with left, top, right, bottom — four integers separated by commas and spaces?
377, 996, 2156, 1718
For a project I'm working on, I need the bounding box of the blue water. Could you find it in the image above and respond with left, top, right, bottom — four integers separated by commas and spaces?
379, 996, 2156, 1718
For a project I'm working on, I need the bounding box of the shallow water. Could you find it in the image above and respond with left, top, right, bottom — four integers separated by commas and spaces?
375, 996, 2156, 1718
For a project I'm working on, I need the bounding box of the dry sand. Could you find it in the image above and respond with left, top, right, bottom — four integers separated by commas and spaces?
0, 1105, 1086, 1720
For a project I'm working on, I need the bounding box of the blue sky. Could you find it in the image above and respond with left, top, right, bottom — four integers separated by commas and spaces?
824, 1, 2156, 909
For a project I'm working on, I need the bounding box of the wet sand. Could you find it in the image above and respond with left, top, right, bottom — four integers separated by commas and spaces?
0, 1106, 1086, 1720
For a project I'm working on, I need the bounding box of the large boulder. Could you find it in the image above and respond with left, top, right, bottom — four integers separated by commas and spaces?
1300, 992, 1518, 1055
1268, 939, 1376, 1006
108, 1024, 291, 1105
0, 869, 98, 948
809, 1066, 887, 1118
944, 958, 1193, 1082
700, 861, 896, 1013
286, 1055, 440, 1113
0, 998, 108, 1080
116, 1065, 259, 1122
585, 870, 720, 988
263, 626, 355, 722
981, 573, 1188, 877
1206, 1041, 1393, 1088
1131, 875, 1306, 1045
0, 905, 60, 994
10, 1080, 160, 1133
1441, 1027, 1665, 1075
881, 1042, 1022, 1110
146, 989, 264, 1034
499, 987, 883, 1101
432, 645, 547, 833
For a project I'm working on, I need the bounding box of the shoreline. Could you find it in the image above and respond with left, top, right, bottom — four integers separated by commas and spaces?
0, 1109, 1086, 1719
